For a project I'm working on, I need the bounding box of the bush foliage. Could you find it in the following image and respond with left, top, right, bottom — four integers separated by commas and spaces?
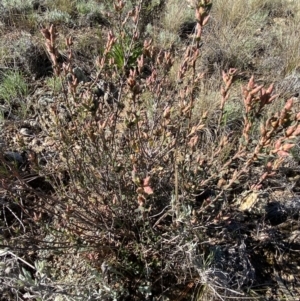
1, 0, 300, 300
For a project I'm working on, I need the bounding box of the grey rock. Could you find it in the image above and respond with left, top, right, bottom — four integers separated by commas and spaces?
79, 12, 110, 27
38, 96, 54, 108
266, 198, 300, 226
4, 151, 24, 166
19, 127, 32, 137
72, 67, 89, 83
96, 80, 119, 104
0, 138, 5, 148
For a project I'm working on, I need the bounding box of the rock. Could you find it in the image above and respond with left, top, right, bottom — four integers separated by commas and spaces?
0, 138, 5, 148
178, 21, 197, 39
38, 96, 55, 108
79, 12, 110, 27
3, 151, 25, 167
19, 128, 32, 137
72, 67, 89, 83
266, 198, 300, 226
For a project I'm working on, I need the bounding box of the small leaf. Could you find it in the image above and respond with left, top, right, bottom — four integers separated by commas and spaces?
142, 176, 153, 194
143, 176, 150, 186
284, 98, 293, 111
277, 150, 290, 157
143, 186, 153, 194
188, 135, 198, 148
282, 143, 295, 152
18, 274, 26, 283
137, 194, 145, 206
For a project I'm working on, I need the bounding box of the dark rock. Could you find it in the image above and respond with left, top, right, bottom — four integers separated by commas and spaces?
4, 151, 25, 168
72, 67, 89, 83
266, 198, 300, 226
178, 21, 197, 39
79, 12, 110, 27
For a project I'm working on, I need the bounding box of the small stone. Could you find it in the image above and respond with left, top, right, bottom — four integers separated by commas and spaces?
4, 152, 24, 166
19, 128, 32, 136
38, 96, 54, 108
73, 67, 89, 83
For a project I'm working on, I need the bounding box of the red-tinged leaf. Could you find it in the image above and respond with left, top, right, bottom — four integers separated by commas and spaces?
250, 184, 262, 190
143, 176, 153, 195
222, 71, 227, 83
282, 143, 295, 152
285, 124, 297, 137
188, 126, 197, 137
143, 185, 153, 195
163, 106, 171, 118
250, 84, 263, 95
143, 176, 150, 186
274, 139, 282, 150
228, 68, 237, 76
260, 172, 269, 180
188, 135, 198, 148
202, 110, 208, 119
260, 124, 266, 136
267, 94, 279, 104
284, 98, 293, 111
266, 161, 272, 170
277, 150, 290, 157
244, 94, 252, 107
202, 15, 210, 26
196, 124, 205, 131
292, 125, 300, 136
266, 83, 274, 94
247, 76, 255, 90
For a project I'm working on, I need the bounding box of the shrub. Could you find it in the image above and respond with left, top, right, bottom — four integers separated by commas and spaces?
2, 0, 300, 300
